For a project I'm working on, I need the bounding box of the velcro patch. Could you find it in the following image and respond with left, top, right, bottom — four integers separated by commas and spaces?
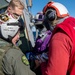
21, 55, 29, 66
0, 14, 9, 22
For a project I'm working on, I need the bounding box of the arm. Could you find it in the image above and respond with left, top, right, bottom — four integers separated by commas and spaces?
41, 31, 72, 75
2, 51, 14, 75
2, 49, 36, 75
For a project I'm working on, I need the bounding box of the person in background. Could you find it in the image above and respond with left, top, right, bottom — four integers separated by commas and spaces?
34, 11, 52, 63
34, 12, 47, 75
32, 11, 52, 75
25, 12, 48, 75
34, 12, 47, 37
40, 1, 75, 75
0, 0, 36, 75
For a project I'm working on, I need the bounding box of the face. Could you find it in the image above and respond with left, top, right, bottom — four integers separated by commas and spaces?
7, 6, 23, 19
47, 19, 58, 31
12, 32, 20, 45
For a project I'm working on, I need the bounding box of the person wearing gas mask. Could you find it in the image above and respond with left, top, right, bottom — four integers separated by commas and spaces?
40, 1, 75, 75
0, 0, 36, 75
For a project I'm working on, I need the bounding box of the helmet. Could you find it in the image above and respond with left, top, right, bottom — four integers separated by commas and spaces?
0, 21, 21, 42
35, 12, 44, 22
34, 12, 45, 29
34, 12, 44, 25
43, 1, 69, 21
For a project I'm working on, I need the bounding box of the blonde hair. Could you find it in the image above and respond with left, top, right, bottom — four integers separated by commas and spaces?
8, 0, 24, 9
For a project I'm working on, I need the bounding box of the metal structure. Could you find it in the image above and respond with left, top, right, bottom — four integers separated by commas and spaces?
0, 0, 9, 9
21, 0, 35, 47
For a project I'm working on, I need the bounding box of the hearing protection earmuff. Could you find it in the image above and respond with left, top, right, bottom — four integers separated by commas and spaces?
45, 9, 57, 21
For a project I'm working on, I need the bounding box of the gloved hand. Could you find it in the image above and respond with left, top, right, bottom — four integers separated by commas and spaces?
35, 52, 48, 63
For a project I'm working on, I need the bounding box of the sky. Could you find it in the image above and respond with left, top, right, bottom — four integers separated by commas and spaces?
30, 0, 75, 17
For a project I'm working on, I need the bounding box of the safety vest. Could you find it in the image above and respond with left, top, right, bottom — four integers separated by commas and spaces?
53, 17, 75, 75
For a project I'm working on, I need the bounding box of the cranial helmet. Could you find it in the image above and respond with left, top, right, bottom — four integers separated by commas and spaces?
35, 12, 44, 22
43, 1, 69, 21
0, 21, 21, 42
34, 12, 45, 29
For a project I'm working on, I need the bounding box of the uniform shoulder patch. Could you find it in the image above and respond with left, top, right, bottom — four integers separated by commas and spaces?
0, 13, 9, 22
21, 55, 29, 66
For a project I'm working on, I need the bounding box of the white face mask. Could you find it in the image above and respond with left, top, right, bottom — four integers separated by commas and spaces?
12, 13, 20, 20
5, 12, 20, 23
7, 16, 19, 23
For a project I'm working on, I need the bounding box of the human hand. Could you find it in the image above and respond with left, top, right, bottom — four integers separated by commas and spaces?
34, 59, 41, 69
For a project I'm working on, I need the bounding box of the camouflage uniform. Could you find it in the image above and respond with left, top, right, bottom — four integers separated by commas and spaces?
0, 13, 36, 75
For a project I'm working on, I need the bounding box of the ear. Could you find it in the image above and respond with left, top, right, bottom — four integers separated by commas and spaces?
45, 9, 56, 21
7, 7, 12, 12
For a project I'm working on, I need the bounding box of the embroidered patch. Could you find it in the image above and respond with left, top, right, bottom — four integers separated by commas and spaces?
0, 14, 9, 22
21, 55, 29, 66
